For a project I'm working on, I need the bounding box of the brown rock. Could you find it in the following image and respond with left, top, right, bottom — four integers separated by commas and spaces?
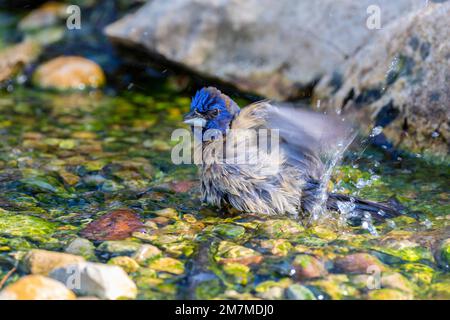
18, 2, 68, 31
169, 180, 197, 193
292, 254, 327, 280
21, 249, 85, 275
80, 209, 144, 241
0, 40, 41, 83
0, 275, 76, 300
334, 253, 386, 274
33, 56, 105, 90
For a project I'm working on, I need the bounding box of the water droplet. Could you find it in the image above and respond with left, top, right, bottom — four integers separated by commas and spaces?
387, 220, 396, 229
422, 219, 432, 229
370, 126, 383, 137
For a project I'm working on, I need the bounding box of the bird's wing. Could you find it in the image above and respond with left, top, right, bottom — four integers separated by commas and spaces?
231, 101, 355, 180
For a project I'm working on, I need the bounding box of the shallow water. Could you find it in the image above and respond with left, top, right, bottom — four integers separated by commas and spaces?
0, 3, 449, 300
0, 84, 448, 299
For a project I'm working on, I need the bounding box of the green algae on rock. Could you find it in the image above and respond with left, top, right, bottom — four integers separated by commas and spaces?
366, 288, 412, 300
148, 257, 185, 275
285, 284, 316, 300
0, 211, 58, 244
97, 241, 142, 257
292, 254, 328, 280
258, 219, 305, 239
212, 224, 246, 239
214, 241, 263, 266
435, 238, 450, 270
108, 256, 140, 273
222, 262, 252, 286
260, 239, 293, 257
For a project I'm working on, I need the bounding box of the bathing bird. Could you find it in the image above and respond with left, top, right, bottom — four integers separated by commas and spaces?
183, 87, 401, 222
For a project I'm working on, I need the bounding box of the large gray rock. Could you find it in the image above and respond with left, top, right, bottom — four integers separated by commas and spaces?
314, 2, 450, 157
105, 0, 424, 100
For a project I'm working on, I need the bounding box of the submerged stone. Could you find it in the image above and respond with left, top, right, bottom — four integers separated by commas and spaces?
307, 275, 359, 300
222, 263, 251, 286
132, 244, 162, 264
292, 254, 327, 280
97, 240, 142, 257
435, 238, 450, 270
194, 278, 224, 300
285, 284, 316, 300
0, 212, 58, 243
333, 253, 387, 274
255, 279, 292, 300
148, 257, 185, 275
400, 263, 435, 286
374, 239, 433, 262
0, 275, 76, 300
260, 239, 293, 257
213, 224, 246, 239
65, 238, 96, 260
380, 272, 414, 294
49, 262, 137, 300
153, 208, 178, 219
108, 256, 140, 273
21, 249, 85, 275
258, 219, 305, 239
80, 209, 144, 241
366, 288, 412, 300
214, 241, 263, 266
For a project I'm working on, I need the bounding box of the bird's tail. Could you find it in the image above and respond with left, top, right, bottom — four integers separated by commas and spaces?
326, 193, 404, 222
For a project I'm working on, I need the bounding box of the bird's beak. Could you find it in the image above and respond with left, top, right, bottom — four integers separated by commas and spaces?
183, 110, 207, 127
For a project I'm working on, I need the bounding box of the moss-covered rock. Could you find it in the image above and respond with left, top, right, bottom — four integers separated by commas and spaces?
132, 244, 162, 265
435, 238, 450, 270
307, 275, 359, 300
367, 288, 412, 300
258, 219, 305, 239
285, 284, 316, 300
108, 256, 140, 273
212, 224, 246, 239
214, 241, 263, 266
148, 257, 185, 275
334, 253, 387, 274
65, 238, 96, 260
222, 263, 251, 286
292, 254, 327, 280
400, 263, 435, 286
260, 239, 293, 256
373, 239, 433, 262
255, 279, 292, 300
97, 241, 142, 257
0, 212, 58, 244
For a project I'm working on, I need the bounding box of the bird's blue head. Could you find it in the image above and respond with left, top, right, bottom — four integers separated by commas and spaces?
184, 87, 240, 134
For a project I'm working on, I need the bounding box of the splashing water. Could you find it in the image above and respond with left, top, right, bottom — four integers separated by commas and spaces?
308, 131, 357, 223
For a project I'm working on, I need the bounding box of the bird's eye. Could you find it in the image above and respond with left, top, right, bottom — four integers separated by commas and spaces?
211, 109, 219, 116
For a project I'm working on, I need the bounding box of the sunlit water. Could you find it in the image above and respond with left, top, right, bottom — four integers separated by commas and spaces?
0, 85, 448, 299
